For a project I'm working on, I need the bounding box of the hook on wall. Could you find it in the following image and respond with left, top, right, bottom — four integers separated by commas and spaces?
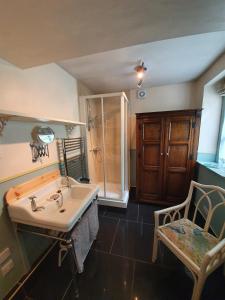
65, 125, 75, 136
0, 118, 7, 135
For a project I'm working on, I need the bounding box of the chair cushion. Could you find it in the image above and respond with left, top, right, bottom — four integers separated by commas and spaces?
159, 219, 217, 267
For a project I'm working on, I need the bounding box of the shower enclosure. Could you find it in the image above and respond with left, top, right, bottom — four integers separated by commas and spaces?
80, 92, 129, 207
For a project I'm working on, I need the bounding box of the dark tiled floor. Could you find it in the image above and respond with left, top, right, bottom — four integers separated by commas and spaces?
24, 246, 73, 300
138, 203, 161, 224
111, 220, 154, 262
104, 202, 139, 221
132, 261, 193, 300
65, 251, 134, 300
93, 216, 119, 252
11, 194, 225, 300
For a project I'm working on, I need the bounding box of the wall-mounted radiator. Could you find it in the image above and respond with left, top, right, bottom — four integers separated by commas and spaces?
58, 137, 89, 182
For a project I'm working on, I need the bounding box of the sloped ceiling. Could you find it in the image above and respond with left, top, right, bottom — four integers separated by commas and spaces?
0, 0, 225, 68
59, 32, 225, 92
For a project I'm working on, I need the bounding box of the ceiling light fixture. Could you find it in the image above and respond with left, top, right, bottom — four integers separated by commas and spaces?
135, 61, 147, 88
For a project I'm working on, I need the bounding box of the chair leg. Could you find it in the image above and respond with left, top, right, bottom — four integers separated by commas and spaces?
152, 231, 158, 262
191, 274, 206, 300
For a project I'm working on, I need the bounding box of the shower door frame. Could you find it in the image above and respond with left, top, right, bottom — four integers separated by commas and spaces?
83, 92, 129, 207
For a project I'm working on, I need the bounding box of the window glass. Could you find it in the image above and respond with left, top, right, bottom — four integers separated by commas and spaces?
217, 96, 225, 165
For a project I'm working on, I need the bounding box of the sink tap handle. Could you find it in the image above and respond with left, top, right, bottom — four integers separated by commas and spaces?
29, 195, 37, 211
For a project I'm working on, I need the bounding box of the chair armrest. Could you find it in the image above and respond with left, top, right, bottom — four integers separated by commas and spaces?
201, 239, 225, 274
154, 200, 189, 227
207, 238, 225, 257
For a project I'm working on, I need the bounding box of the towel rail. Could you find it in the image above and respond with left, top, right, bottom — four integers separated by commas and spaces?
57, 137, 88, 182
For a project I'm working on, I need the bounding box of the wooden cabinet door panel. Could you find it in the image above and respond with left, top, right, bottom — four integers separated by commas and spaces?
137, 118, 164, 203
166, 172, 187, 202
136, 110, 201, 206
143, 121, 161, 141
163, 116, 194, 203
143, 144, 161, 166
141, 169, 162, 201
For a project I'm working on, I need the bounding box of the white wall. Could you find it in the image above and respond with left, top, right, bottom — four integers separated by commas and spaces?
0, 59, 79, 121
198, 84, 222, 155
194, 52, 225, 158
194, 52, 225, 107
0, 122, 66, 181
130, 82, 196, 149
130, 82, 196, 115
0, 59, 90, 298
77, 80, 93, 97
0, 60, 80, 182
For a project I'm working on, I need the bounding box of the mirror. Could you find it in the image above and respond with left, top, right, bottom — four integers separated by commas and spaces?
31, 126, 55, 145
30, 126, 55, 162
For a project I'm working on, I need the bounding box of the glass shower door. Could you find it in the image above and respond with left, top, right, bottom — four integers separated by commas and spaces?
86, 98, 105, 197
86, 94, 127, 203
103, 96, 122, 199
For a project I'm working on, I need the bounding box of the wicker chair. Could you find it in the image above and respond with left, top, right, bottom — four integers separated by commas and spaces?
152, 181, 225, 300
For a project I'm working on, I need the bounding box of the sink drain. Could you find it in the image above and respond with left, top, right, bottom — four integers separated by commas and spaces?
59, 209, 66, 213
49, 194, 60, 201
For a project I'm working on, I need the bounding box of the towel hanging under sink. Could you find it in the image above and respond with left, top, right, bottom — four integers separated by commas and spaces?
88, 200, 99, 241
71, 201, 99, 273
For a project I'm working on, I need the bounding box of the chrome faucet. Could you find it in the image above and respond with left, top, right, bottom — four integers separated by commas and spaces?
61, 176, 71, 189
56, 190, 64, 208
29, 195, 45, 212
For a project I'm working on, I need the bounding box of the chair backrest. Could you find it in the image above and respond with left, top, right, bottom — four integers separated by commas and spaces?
188, 181, 225, 241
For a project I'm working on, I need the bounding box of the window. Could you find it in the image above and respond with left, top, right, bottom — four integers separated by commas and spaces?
217, 96, 225, 165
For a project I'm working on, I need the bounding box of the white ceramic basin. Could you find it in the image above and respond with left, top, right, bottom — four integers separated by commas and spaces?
7, 178, 99, 232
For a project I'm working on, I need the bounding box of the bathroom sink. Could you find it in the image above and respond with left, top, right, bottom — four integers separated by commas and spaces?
7, 178, 99, 232
70, 186, 93, 199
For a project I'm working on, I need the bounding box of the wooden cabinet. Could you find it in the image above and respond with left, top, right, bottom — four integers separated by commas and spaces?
136, 110, 201, 205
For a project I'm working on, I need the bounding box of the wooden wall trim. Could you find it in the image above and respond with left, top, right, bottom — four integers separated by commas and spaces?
5, 170, 60, 205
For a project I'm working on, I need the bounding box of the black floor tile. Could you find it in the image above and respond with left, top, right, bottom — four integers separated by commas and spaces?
9, 286, 31, 300
111, 220, 154, 262
201, 267, 225, 300
64, 250, 134, 300
24, 246, 74, 300
128, 187, 137, 203
10, 200, 225, 300
104, 202, 138, 221
62, 280, 78, 300
156, 242, 184, 270
93, 216, 119, 253
132, 261, 193, 300
98, 205, 107, 216
138, 203, 162, 224
134, 261, 225, 300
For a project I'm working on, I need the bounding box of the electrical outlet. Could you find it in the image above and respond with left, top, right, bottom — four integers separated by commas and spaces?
1, 259, 14, 277
0, 248, 11, 265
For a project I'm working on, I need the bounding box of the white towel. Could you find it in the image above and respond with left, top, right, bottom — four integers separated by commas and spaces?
88, 201, 99, 241
72, 213, 90, 273
71, 201, 99, 273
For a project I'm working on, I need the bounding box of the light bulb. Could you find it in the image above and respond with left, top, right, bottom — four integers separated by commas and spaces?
137, 71, 144, 79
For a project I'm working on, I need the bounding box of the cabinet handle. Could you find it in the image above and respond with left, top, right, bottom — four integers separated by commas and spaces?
160, 152, 163, 156
166, 146, 170, 156
168, 122, 171, 141
166, 122, 171, 157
